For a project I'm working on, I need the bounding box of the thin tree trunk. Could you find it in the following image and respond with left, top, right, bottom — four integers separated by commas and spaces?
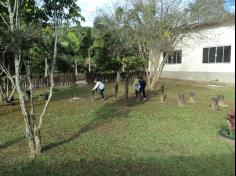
24, 60, 40, 154
145, 69, 152, 90
7, 0, 36, 156
37, 27, 59, 153
125, 72, 129, 100
7, 86, 15, 102
6, 75, 9, 97
115, 71, 120, 99
44, 58, 49, 77
88, 56, 91, 73
0, 64, 16, 102
74, 61, 78, 77
146, 39, 177, 92
15, 54, 36, 155
0, 85, 6, 102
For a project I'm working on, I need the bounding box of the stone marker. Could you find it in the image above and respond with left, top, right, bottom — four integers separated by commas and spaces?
217, 95, 228, 107
71, 97, 80, 102
210, 97, 219, 111
188, 92, 196, 103
177, 94, 186, 106
92, 90, 96, 102
115, 83, 118, 100
160, 85, 166, 103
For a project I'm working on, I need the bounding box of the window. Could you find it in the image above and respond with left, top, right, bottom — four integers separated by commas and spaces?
164, 50, 182, 64
202, 46, 231, 63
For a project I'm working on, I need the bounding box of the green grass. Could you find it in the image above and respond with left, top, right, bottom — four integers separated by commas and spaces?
0, 80, 235, 176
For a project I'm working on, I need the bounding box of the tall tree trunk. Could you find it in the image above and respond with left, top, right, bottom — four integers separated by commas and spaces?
0, 85, 6, 102
147, 44, 175, 92
15, 55, 36, 155
44, 58, 49, 77
6, 75, 9, 97
5, 0, 61, 156
7, 86, 16, 102
88, 56, 91, 73
147, 47, 161, 92
74, 61, 78, 77
115, 71, 121, 99
125, 72, 129, 100
116, 71, 121, 82
37, 28, 59, 153
145, 39, 177, 92
149, 61, 165, 92
8, 0, 36, 156
0, 64, 16, 102
33, 127, 41, 154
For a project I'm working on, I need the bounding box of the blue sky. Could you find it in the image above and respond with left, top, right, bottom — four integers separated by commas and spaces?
77, 0, 113, 27
225, 0, 235, 12
77, 0, 235, 27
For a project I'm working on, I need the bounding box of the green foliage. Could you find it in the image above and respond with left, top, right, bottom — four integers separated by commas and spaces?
79, 28, 94, 58
20, 0, 48, 24
188, 0, 228, 22
0, 0, 84, 75
56, 26, 94, 72
42, 0, 84, 24
123, 56, 147, 71
91, 12, 141, 72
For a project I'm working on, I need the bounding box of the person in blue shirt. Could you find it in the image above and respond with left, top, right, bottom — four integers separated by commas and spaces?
133, 77, 141, 99
92, 78, 105, 100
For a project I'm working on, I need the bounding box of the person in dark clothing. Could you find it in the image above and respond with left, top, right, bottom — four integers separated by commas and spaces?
139, 75, 147, 100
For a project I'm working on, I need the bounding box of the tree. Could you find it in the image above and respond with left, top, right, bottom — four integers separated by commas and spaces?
60, 27, 85, 76
93, 7, 147, 100
0, 34, 16, 103
188, 0, 228, 22
0, 0, 83, 156
0, 4, 16, 103
115, 0, 229, 92
80, 27, 94, 73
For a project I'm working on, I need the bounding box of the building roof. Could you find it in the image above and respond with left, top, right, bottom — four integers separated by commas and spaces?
189, 15, 235, 30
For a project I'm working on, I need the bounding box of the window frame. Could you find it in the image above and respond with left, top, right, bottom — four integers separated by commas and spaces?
202, 45, 231, 64
165, 50, 182, 65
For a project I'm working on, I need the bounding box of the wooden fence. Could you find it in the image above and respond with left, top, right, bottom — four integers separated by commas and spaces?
0, 73, 76, 91
1, 71, 145, 91
85, 71, 146, 83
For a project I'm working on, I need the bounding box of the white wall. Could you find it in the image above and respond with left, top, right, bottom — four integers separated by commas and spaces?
162, 24, 235, 73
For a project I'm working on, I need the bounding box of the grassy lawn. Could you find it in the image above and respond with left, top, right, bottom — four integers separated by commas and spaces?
0, 80, 235, 176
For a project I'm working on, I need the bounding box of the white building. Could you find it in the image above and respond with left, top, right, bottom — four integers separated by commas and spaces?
158, 16, 235, 83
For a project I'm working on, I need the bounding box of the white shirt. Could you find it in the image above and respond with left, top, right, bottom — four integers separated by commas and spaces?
92, 81, 105, 90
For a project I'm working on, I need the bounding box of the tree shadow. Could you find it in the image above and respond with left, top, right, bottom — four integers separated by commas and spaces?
43, 97, 146, 152
0, 136, 25, 150
1, 152, 234, 176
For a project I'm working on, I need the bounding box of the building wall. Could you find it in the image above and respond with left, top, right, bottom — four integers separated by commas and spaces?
160, 23, 235, 83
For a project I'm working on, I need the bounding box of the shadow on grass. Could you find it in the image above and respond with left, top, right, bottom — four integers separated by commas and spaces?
0, 153, 234, 176
0, 136, 25, 150
43, 97, 145, 152
0, 86, 91, 117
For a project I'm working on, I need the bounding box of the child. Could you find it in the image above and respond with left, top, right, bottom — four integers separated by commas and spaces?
92, 78, 105, 100
139, 75, 147, 100
133, 77, 141, 99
